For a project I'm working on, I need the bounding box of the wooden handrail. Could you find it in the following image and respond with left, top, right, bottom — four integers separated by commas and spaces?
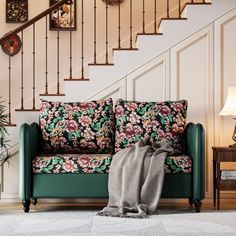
0, 0, 69, 45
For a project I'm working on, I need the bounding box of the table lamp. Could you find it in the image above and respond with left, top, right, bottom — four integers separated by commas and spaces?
219, 87, 236, 147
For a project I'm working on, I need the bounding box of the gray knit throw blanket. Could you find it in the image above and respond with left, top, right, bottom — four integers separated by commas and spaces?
97, 137, 175, 218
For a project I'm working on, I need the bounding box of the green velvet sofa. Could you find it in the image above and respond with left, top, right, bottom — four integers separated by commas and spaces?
19, 99, 205, 213
19, 122, 205, 213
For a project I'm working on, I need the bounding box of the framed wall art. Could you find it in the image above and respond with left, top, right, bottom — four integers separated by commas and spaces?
6, 0, 28, 23
49, 0, 77, 31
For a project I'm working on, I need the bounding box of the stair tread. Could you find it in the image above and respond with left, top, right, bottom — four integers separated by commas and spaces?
186, 2, 212, 5
113, 48, 139, 51
135, 33, 163, 43
88, 63, 114, 66
181, 2, 212, 17
39, 93, 66, 96
64, 78, 90, 81
3, 123, 16, 127
15, 109, 40, 112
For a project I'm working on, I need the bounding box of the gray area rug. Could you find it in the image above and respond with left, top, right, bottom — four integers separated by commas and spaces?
0, 207, 236, 236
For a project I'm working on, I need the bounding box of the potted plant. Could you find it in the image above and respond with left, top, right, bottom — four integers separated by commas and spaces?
0, 99, 12, 166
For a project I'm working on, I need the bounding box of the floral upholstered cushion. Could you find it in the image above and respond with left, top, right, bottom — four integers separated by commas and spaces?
32, 154, 112, 174
40, 98, 114, 154
32, 154, 192, 174
165, 155, 192, 174
115, 99, 188, 153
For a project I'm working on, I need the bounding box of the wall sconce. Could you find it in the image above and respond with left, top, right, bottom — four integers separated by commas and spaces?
219, 87, 236, 147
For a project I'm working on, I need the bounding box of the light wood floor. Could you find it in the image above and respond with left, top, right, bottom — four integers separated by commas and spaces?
0, 200, 236, 211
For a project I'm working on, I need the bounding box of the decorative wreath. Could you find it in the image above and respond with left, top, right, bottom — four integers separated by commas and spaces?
102, 0, 124, 5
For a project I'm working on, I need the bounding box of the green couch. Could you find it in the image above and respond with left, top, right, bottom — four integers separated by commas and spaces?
19, 121, 205, 213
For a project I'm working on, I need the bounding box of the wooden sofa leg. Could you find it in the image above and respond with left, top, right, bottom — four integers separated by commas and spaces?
32, 198, 38, 206
22, 200, 30, 213
188, 198, 194, 206
193, 200, 202, 213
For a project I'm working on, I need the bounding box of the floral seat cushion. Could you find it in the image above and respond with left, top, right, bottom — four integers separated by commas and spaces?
32, 154, 113, 174
40, 98, 114, 154
115, 99, 188, 153
32, 154, 192, 174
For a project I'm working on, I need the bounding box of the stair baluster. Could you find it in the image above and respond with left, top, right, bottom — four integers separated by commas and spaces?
105, 1, 109, 64
69, 0, 73, 79
142, 0, 145, 34
56, 8, 60, 94
94, 0, 97, 64
45, 15, 48, 94
179, 0, 181, 18
81, 0, 85, 79
32, 23, 36, 110
21, 31, 24, 110
154, 0, 157, 34
130, 0, 133, 49
8, 56, 12, 125
167, 0, 170, 18
118, 0, 121, 48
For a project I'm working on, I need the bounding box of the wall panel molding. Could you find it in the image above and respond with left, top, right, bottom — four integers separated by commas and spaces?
87, 78, 127, 103
171, 25, 214, 198
127, 52, 170, 101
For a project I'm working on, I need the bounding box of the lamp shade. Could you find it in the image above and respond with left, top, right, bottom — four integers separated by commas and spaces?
219, 87, 236, 117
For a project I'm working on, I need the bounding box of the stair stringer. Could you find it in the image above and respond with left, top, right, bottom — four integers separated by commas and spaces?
63, 0, 236, 102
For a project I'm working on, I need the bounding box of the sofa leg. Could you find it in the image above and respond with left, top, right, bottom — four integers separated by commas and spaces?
188, 198, 194, 206
194, 200, 202, 213
32, 198, 38, 206
22, 200, 30, 213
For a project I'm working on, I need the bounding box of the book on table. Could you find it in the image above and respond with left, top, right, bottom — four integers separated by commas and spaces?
221, 170, 236, 180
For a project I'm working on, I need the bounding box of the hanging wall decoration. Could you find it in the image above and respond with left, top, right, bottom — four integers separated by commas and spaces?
6, 0, 28, 23
102, 0, 124, 5
49, 0, 77, 31
1, 34, 22, 56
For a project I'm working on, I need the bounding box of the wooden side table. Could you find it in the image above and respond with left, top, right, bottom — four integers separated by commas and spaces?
212, 147, 236, 210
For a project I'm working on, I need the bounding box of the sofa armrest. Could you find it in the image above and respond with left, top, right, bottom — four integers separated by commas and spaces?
186, 122, 205, 201
19, 123, 41, 200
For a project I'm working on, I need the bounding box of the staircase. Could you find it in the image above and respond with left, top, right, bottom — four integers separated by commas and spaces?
1, 0, 236, 199
0, 0, 212, 124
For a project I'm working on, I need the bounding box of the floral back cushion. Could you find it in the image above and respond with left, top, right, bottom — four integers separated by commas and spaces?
115, 99, 188, 153
40, 98, 114, 154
